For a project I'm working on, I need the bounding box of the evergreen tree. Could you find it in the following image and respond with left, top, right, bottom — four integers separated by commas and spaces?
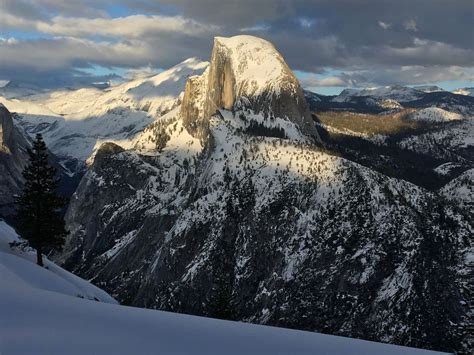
15, 134, 68, 266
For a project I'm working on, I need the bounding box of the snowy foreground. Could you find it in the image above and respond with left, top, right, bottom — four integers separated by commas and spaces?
0, 221, 445, 355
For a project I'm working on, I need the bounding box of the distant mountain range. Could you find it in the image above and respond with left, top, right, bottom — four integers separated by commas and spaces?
305, 85, 474, 116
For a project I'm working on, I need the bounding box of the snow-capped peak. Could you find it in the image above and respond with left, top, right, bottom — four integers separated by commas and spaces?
212, 35, 296, 96
332, 85, 425, 103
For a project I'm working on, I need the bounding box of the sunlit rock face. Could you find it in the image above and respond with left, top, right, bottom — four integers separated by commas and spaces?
0, 104, 15, 154
182, 35, 321, 143
58, 35, 471, 354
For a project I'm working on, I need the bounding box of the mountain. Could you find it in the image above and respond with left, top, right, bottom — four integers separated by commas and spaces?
441, 168, 474, 214
453, 87, 474, 97
1, 222, 443, 355
332, 86, 425, 103
0, 81, 46, 99
413, 85, 444, 93
404, 91, 474, 116
306, 86, 474, 116
181, 35, 320, 142
406, 107, 463, 122
1, 58, 208, 167
0, 104, 83, 219
307, 91, 402, 114
55, 35, 472, 354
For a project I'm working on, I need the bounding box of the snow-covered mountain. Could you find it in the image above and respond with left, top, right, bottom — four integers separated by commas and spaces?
332, 85, 425, 103
187, 35, 320, 141
307, 86, 474, 116
441, 168, 474, 213
413, 85, 444, 93
52, 35, 473, 354
407, 107, 463, 122
0, 58, 208, 166
1, 223, 443, 355
453, 87, 474, 97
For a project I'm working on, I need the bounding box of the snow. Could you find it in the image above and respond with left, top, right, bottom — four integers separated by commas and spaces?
101, 229, 138, 260
332, 86, 424, 103
399, 118, 474, 154
452, 87, 474, 97
0, 58, 208, 163
0, 220, 116, 303
214, 35, 295, 96
440, 169, 474, 212
0, 219, 444, 355
434, 162, 463, 176
408, 107, 463, 122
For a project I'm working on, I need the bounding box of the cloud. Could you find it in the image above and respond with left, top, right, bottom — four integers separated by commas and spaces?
404, 19, 418, 32
298, 17, 316, 29
0, 0, 472, 89
240, 24, 271, 33
379, 38, 474, 67
378, 21, 391, 30
0, 13, 217, 39
299, 74, 347, 88
36, 15, 218, 38
123, 65, 161, 80
299, 65, 473, 89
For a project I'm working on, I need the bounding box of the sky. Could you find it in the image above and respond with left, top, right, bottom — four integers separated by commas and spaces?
0, 0, 473, 95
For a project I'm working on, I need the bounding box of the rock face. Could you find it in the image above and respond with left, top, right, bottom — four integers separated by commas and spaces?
181, 36, 320, 142
58, 36, 472, 354
0, 104, 15, 152
0, 104, 29, 218
0, 104, 81, 218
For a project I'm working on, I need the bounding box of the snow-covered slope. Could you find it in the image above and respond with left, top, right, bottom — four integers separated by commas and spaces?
453, 87, 474, 97
399, 118, 474, 161
440, 168, 474, 213
1, 220, 444, 355
0, 58, 208, 164
0, 220, 116, 303
407, 107, 463, 122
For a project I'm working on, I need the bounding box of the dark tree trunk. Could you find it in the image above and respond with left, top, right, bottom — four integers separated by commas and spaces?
36, 246, 44, 267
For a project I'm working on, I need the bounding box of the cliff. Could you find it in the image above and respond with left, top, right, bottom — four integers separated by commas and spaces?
181, 35, 321, 142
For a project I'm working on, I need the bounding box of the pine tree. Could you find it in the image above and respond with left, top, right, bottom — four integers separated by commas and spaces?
15, 133, 68, 266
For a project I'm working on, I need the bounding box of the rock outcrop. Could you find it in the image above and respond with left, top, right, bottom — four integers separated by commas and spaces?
0, 104, 29, 218
0, 104, 15, 153
181, 35, 321, 142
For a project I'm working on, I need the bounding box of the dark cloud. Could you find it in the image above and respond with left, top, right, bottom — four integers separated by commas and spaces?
0, 0, 472, 88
